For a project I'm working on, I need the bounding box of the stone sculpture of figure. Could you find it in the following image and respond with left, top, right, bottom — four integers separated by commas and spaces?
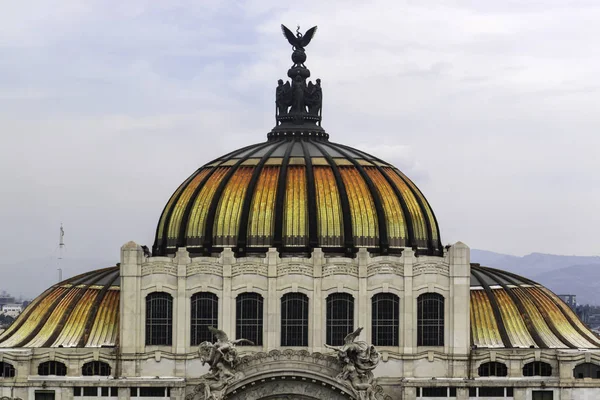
305, 78, 322, 116
276, 79, 292, 116
291, 74, 306, 114
193, 327, 254, 400
325, 327, 381, 400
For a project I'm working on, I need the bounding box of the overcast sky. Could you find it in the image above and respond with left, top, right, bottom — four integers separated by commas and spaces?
1, 0, 599, 279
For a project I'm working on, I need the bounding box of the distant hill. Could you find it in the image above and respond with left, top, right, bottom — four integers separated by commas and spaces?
471, 249, 600, 305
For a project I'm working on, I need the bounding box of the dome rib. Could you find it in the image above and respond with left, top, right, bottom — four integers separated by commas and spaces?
198, 141, 275, 254
310, 140, 354, 254
321, 141, 389, 252
474, 267, 548, 348
236, 140, 288, 254
272, 139, 297, 249
299, 139, 320, 250
78, 270, 120, 347
470, 266, 512, 348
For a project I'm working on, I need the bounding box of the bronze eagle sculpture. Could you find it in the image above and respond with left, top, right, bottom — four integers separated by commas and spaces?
281, 24, 318, 51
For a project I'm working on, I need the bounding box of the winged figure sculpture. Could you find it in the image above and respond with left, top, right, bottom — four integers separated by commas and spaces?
281, 25, 318, 50
208, 326, 254, 346
344, 327, 363, 344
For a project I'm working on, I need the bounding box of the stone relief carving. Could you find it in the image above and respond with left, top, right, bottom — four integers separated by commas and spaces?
413, 263, 449, 276
188, 327, 254, 400
325, 327, 385, 400
367, 263, 403, 277
141, 262, 177, 276
277, 263, 313, 277
232, 263, 267, 277
188, 263, 223, 276
323, 263, 358, 277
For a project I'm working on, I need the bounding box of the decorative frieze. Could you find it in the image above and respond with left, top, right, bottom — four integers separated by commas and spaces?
413, 262, 449, 276
367, 262, 403, 277
277, 263, 313, 277
188, 263, 223, 276
323, 263, 358, 277
141, 262, 177, 276
232, 263, 267, 277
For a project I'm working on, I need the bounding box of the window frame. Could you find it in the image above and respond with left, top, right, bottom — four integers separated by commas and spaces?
371, 293, 400, 347
235, 292, 264, 346
38, 361, 67, 376
523, 361, 552, 377
145, 292, 173, 346
190, 292, 219, 346
81, 361, 112, 377
326, 293, 354, 346
0, 361, 16, 378
280, 292, 309, 347
417, 292, 444, 347
478, 361, 508, 377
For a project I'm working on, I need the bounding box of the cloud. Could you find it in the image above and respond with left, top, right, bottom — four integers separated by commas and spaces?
1, 0, 600, 296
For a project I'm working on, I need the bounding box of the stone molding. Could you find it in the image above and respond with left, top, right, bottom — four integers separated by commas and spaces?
367, 262, 403, 277
413, 262, 449, 276
232, 262, 268, 277
187, 262, 223, 276
323, 263, 359, 277
277, 262, 313, 277
141, 262, 177, 276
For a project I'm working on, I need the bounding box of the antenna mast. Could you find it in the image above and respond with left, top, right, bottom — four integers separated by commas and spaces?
58, 223, 65, 282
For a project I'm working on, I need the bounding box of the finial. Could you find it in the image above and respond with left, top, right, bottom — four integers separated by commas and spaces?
269, 25, 327, 140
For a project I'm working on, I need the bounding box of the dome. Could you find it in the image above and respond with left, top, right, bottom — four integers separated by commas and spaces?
152, 136, 442, 257
0, 267, 119, 348
5, 263, 598, 349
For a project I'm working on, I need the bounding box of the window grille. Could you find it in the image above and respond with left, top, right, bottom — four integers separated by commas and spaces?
371, 293, 399, 346
281, 293, 309, 346
38, 361, 67, 376
478, 361, 508, 377
0, 362, 15, 378
479, 387, 505, 396
417, 293, 444, 346
191, 292, 219, 345
523, 361, 552, 377
145, 292, 173, 346
82, 361, 111, 376
326, 293, 354, 346
573, 362, 600, 379
236, 292, 263, 346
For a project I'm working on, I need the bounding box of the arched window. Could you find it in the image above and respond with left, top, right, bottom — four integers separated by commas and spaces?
191, 292, 219, 345
478, 361, 508, 377
417, 293, 444, 346
82, 361, 111, 376
573, 362, 600, 379
326, 293, 354, 346
145, 292, 173, 346
38, 361, 67, 376
372, 293, 399, 346
0, 362, 15, 378
281, 293, 309, 346
236, 293, 263, 346
523, 361, 552, 377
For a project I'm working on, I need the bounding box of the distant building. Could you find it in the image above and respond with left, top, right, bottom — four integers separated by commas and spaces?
0, 292, 15, 307
0, 304, 22, 318
558, 294, 577, 310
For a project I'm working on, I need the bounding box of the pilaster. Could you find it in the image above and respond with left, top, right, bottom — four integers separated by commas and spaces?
403, 248, 415, 357
119, 241, 143, 355
267, 248, 279, 351
175, 248, 190, 356
449, 242, 471, 359
312, 248, 324, 351
358, 248, 369, 342
221, 248, 234, 336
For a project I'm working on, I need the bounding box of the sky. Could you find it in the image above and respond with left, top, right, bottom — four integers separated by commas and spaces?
1, 0, 600, 289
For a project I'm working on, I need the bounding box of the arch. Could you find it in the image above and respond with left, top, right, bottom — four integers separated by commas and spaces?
417, 293, 444, 346
191, 292, 219, 346
326, 293, 354, 346
0, 361, 15, 378
145, 292, 173, 346
82, 360, 111, 376
236, 292, 263, 346
573, 362, 600, 379
478, 361, 508, 377
38, 361, 67, 376
281, 293, 309, 346
372, 293, 399, 346
225, 350, 358, 400
523, 361, 552, 377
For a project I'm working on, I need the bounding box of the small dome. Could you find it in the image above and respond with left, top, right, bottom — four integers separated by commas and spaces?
0, 267, 120, 348
152, 136, 442, 257
470, 265, 600, 349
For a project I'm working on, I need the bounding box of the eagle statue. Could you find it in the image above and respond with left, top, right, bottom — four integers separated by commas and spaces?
281, 25, 318, 51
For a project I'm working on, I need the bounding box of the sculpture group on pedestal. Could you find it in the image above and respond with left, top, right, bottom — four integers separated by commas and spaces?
325, 328, 382, 400
189, 327, 253, 400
